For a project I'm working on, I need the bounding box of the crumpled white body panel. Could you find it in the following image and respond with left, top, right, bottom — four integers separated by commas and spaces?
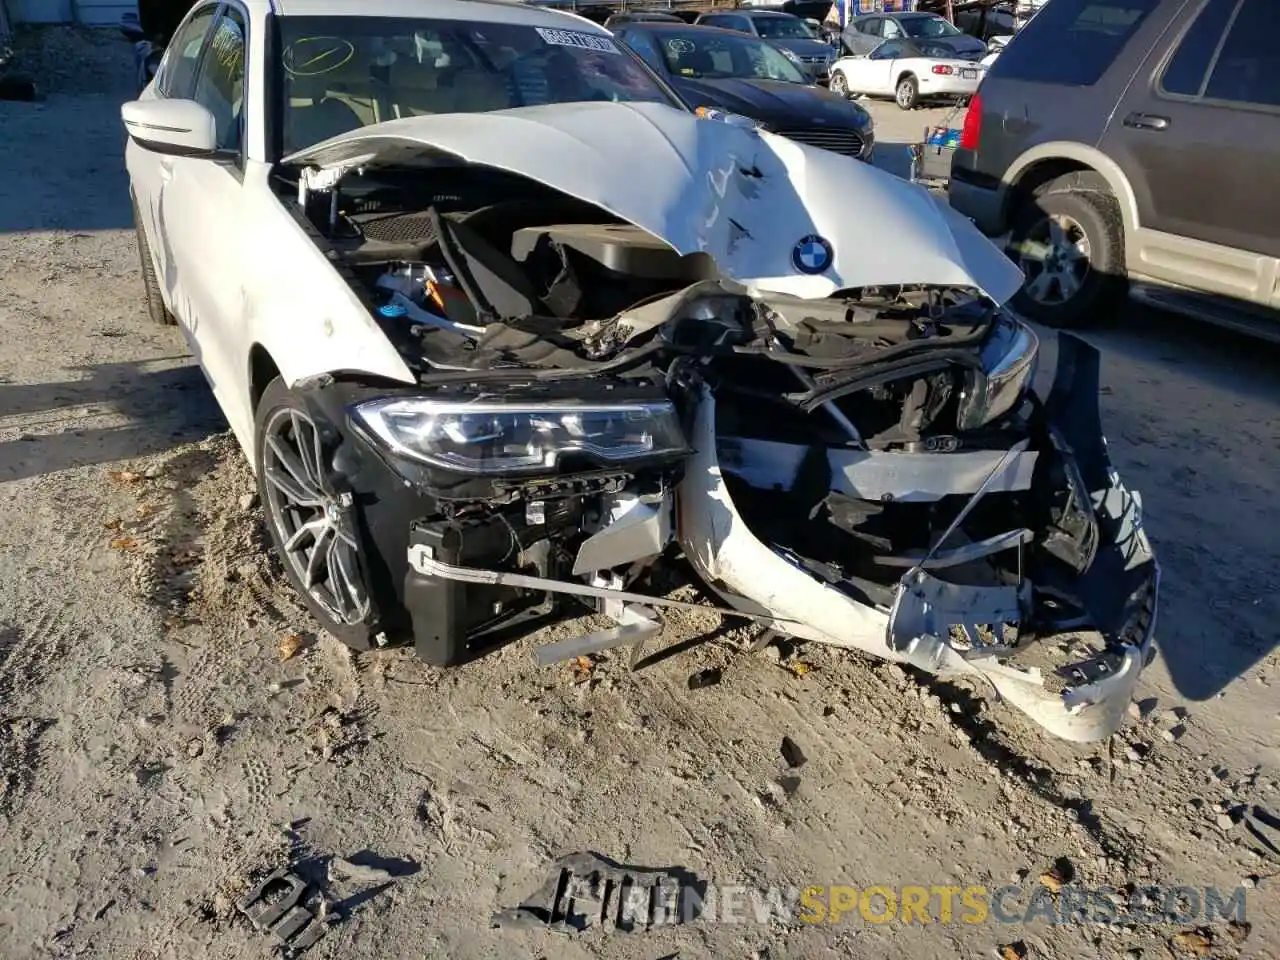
285, 101, 1024, 303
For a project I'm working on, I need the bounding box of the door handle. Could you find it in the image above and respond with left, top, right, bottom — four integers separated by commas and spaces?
1123, 112, 1170, 131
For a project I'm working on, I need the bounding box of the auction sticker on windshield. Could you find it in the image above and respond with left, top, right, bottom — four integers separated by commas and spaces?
536, 27, 621, 54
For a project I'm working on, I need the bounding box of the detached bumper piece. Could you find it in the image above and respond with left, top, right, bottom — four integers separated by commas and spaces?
237, 869, 330, 955
491, 853, 702, 933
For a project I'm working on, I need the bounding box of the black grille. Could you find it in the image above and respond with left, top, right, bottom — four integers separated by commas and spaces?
774, 126, 864, 158
356, 211, 439, 244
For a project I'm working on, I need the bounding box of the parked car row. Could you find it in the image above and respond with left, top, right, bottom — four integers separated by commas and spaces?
120, 0, 1159, 741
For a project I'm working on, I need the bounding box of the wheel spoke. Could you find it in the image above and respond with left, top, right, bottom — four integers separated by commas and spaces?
1025, 269, 1055, 302
264, 461, 322, 508
1057, 268, 1083, 299
291, 411, 326, 490
1047, 218, 1067, 249
305, 524, 334, 589
328, 543, 367, 622
266, 434, 322, 503
284, 516, 327, 554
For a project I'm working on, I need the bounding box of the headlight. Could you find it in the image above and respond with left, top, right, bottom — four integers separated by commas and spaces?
350, 398, 688, 474
955, 316, 1039, 430
694, 105, 764, 130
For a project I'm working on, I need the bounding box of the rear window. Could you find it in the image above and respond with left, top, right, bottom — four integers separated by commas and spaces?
1160, 0, 1280, 109
987, 0, 1158, 86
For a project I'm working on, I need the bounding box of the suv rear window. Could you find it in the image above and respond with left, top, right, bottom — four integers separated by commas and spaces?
1160, 0, 1280, 109
988, 0, 1157, 86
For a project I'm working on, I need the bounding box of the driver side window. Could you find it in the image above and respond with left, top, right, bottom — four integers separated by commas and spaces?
191, 8, 247, 153
157, 4, 217, 98
856, 17, 880, 35
871, 40, 903, 60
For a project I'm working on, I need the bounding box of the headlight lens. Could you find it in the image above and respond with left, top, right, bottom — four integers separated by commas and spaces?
694, 105, 764, 130
350, 398, 688, 474
955, 316, 1039, 430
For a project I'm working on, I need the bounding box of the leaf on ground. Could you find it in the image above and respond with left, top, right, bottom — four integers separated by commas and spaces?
279, 634, 304, 662
1171, 929, 1212, 955
1037, 869, 1065, 894
108, 470, 144, 484
570, 655, 595, 683
785, 660, 815, 677
109, 536, 138, 551
997, 943, 1028, 960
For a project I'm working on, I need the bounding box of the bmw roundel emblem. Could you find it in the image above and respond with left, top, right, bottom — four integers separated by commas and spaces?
792, 234, 834, 275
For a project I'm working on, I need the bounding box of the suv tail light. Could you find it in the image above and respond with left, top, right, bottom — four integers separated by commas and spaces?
959, 91, 983, 150
931, 64, 955, 75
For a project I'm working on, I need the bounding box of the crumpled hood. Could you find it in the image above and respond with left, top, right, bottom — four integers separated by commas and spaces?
284, 101, 1023, 302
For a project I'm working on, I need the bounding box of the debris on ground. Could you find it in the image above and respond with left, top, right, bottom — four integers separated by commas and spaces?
237, 869, 331, 954
780, 736, 808, 769
997, 942, 1028, 960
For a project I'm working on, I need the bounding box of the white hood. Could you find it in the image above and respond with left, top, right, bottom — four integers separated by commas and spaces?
284, 101, 1023, 303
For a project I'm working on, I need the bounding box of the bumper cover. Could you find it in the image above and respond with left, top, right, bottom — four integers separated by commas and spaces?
676, 333, 1158, 742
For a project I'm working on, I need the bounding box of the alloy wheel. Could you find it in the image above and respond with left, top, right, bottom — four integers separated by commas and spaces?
261, 406, 370, 626
830, 71, 848, 96
1017, 213, 1093, 306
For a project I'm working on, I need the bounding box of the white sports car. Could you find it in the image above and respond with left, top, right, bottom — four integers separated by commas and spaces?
830, 38, 984, 109
121, 0, 1158, 741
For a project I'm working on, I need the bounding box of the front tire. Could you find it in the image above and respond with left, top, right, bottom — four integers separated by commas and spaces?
829, 70, 849, 98
132, 198, 175, 326
254, 378, 378, 651
895, 74, 918, 110
1009, 175, 1126, 329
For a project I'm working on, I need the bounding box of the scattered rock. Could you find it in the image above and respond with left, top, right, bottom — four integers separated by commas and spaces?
780, 737, 807, 769
1215, 813, 1234, 830
1162, 726, 1184, 742
238, 493, 258, 511
1241, 875, 1257, 889
885, 663, 906, 684
279, 634, 304, 663
185, 739, 203, 759
327, 857, 394, 885
687, 668, 722, 690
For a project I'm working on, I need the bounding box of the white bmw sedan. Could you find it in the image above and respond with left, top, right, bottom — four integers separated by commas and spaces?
123, 0, 1158, 742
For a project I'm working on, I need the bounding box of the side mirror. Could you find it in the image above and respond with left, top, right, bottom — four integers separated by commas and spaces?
122, 98, 218, 156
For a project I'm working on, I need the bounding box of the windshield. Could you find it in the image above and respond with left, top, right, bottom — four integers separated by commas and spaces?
752, 16, 816, 40
278, 16, 679, 153
657, 30, 808, 84
901, 15, 963, 38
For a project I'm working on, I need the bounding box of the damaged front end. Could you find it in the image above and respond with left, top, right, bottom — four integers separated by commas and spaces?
276, 104, 1157, 741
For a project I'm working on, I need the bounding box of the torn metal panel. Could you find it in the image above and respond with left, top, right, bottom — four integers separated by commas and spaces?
572, 491, 673, 576
716, 437, 1040, 503
491, 853, 702, 933
887, 568, 1029, 653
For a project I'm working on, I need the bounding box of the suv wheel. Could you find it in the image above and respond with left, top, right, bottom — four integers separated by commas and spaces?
1009, 175, 1125, 328
829, 70, 849, 97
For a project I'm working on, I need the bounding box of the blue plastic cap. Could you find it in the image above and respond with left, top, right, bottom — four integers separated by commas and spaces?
379, 302, 408, 318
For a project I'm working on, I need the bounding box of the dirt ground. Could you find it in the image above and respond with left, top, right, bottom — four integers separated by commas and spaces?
2, 28, 1278, 960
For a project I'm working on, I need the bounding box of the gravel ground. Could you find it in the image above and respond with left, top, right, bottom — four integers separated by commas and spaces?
1, 28, 1279, 960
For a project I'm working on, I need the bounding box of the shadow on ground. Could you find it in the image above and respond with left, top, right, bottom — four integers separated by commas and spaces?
0, 360, 225, 483
1071, 305, 1280, 701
